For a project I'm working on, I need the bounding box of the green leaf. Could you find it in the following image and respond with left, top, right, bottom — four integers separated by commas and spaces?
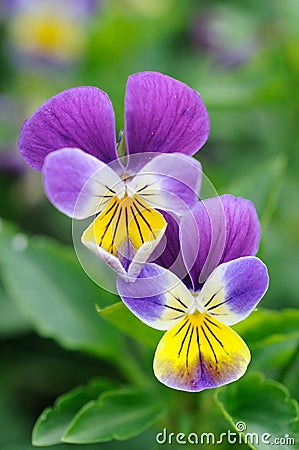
0, 283, 31, 337
233, 309, 299, 379
98, 301, 163, 350
32, 378, 116, 446
284, 345, 299, 402
224, 155, 286, 229
216, 373, 299, 450
233, 308, 299, 348
0, 220, 122, 359
63, 388, 166, 444
248, 335, 299, 376
0, 385, 110, 450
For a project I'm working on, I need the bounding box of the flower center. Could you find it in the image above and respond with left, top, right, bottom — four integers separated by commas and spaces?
113, 176, 136, 200
188, 292, 206, 315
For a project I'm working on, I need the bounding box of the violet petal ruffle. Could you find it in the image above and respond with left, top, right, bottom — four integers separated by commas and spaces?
117, 263, 193, 330
19, 86, 117, 171
128, 153, 202, 215
200, 256, 269, 326
180, 194, 261, 290
125, 71, 210, 156
43, 148, 122, 219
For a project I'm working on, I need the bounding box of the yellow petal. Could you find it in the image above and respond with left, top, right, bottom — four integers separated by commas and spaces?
153, 312, 250, 392
82, 194, 166, 256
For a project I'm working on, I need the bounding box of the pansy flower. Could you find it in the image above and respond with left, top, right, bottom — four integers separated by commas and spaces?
6, 0, 98, 66
117, 195, 269, 391
18, 71, 209, 277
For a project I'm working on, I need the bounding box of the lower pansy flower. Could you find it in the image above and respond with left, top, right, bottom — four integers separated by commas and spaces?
117, 195, 269, 391
18, 71, 209, 277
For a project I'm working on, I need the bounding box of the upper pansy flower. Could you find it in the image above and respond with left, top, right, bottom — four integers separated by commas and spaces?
18, 71, 209, 277
117, 195, 269, 391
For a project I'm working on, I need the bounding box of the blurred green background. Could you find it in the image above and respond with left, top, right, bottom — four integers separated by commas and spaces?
0, 1, 298, 449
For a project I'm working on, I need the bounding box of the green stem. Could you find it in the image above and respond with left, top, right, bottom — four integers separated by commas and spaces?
117, 131, 127, 159
115, 344, 153, 388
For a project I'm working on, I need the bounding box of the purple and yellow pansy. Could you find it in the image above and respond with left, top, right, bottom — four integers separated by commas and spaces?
18, 71, 209, 277
117, 195, 269, 391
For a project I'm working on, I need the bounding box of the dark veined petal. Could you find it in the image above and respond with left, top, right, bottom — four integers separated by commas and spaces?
117, 263, 193, 330
180, 194, 261, 289
153, 312, 250, 392
125, 71, 210, 156
42, 148, 123, 219
19, 86, 117, 171
199, 256, 269, 326
128, 153, 202, 215
81, 196, 167, 257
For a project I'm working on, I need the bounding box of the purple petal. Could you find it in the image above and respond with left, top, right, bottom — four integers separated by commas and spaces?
125, 71, 210, 156
151, 211, 180, 269
152, 211, 192, 287
200, 256, 269, 326
5, 0, 98, 17
19, 86, 117, 171
129, 153, 202, 214
43, 148, 122, 219
181, 194, 261, 290
117, 263, 193, 330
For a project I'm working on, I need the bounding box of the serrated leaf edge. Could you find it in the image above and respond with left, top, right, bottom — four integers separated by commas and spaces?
214, 372, 299, 450
62, 388, 166, 444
